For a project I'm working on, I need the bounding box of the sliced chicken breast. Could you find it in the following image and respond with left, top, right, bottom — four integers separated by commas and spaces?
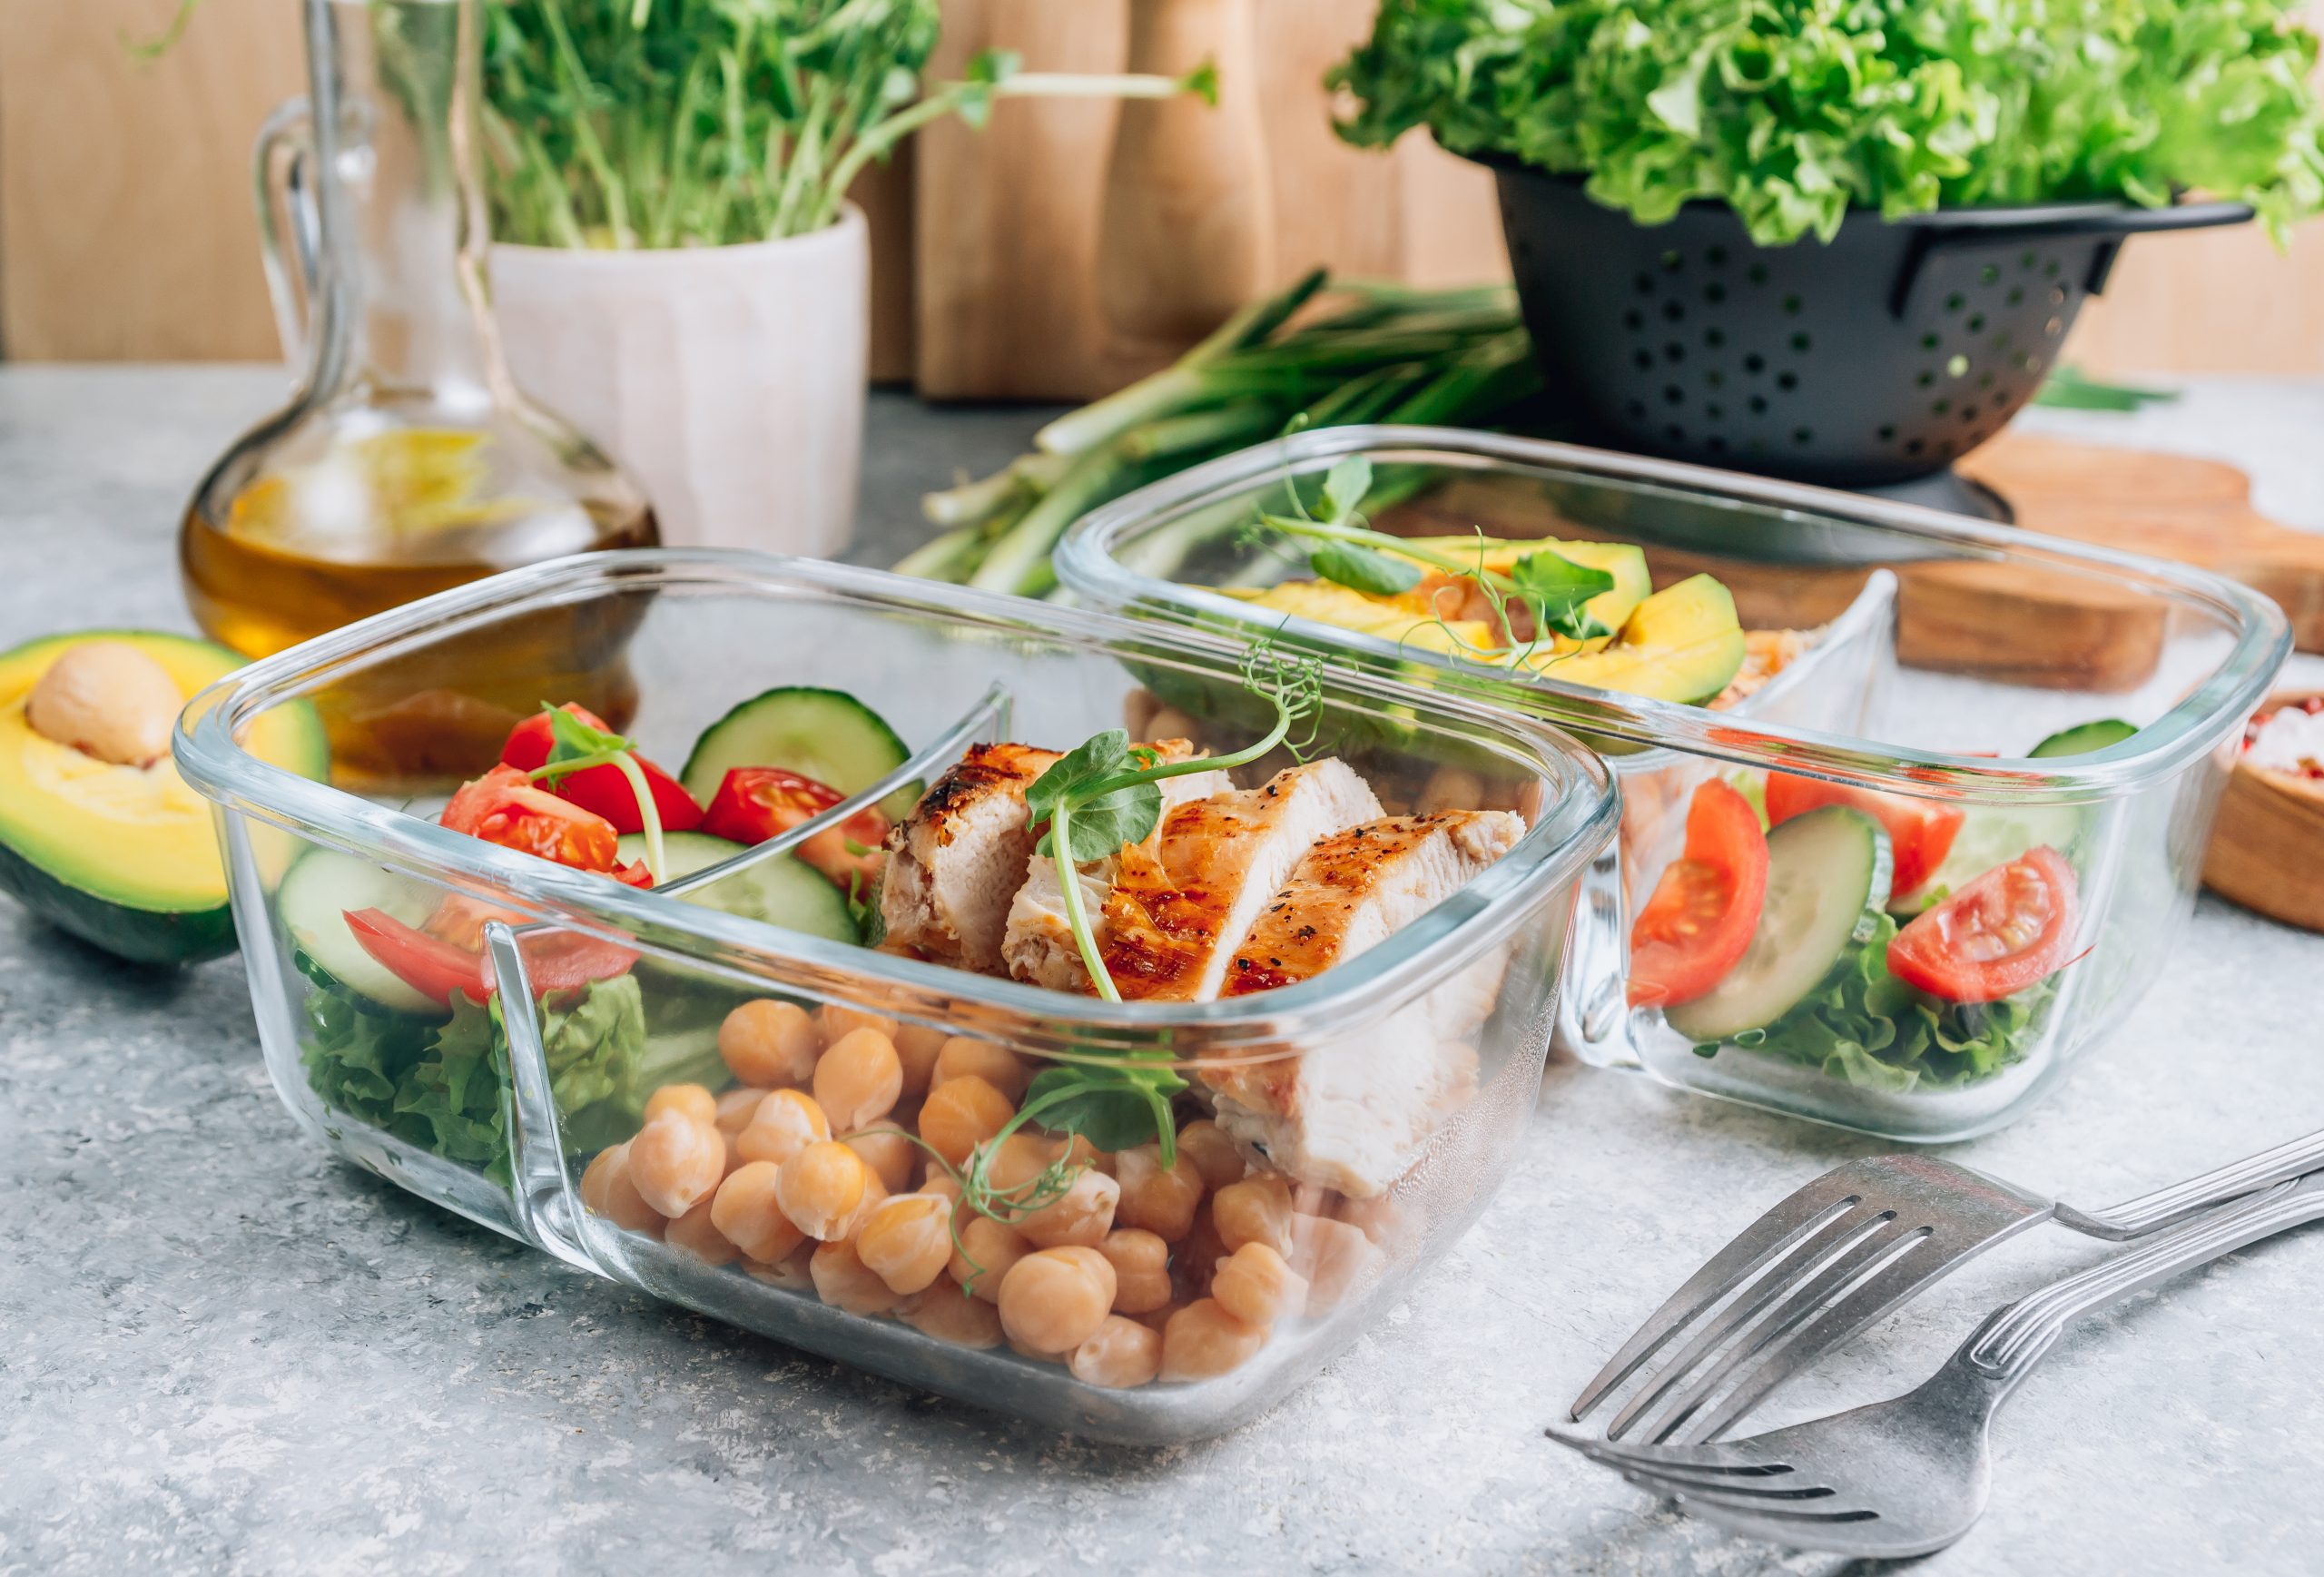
1002, 740, 1234, 992
1090, 758, 1384, 1002
880, 742, 1060, 972
1204, 810, 1524, 1197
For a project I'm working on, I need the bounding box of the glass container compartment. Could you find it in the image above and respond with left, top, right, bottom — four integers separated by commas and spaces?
174, 550, 1618, 1442
1055, 427, 2290, 1141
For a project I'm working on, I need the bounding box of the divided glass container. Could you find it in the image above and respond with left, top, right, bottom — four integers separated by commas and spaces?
1057, 426, 2290, 1142
173, 550, 1619, 1443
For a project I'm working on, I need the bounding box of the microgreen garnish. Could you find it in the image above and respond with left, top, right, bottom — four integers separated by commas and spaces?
1255, 454, 1619, 650
1026, 642, 1324, 1002
524, 704, 667, 884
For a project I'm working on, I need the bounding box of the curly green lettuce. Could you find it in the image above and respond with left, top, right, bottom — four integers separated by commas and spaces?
1696, 912, 2052, 1091
1333, 0, 2324, 244
299, 968, 722, 1183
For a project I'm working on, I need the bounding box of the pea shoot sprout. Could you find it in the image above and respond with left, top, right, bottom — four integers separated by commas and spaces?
525, 704, 667, 884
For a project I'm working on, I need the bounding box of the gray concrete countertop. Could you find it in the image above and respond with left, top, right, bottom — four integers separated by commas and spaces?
4, 367, 2321, 1576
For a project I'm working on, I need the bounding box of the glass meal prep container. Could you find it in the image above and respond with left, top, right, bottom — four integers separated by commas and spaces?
1056, 427, 2290, 1142
173, 549, 1618, 1444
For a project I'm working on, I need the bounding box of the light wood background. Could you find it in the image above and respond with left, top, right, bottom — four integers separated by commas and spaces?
5, 0, 2319, 382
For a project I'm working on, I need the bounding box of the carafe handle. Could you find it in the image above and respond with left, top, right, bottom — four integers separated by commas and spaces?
252, 95, 320, 367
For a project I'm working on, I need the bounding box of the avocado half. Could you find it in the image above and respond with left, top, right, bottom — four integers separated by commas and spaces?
0, 631, 329, 964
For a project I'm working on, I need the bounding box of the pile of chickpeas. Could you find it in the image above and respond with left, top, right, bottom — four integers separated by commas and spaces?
578, 998, 1393, 1389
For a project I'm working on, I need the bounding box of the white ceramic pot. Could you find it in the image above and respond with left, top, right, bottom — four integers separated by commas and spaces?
488, 205, 869, 555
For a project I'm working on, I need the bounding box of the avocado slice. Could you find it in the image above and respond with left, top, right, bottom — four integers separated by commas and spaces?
1524, 574, 1748, 704
0, 631, 329, 964
1453, 537, 1654, 636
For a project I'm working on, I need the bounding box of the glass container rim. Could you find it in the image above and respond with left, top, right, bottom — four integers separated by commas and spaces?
173, 548, 1620, 1045
1057, 425, 2293, 805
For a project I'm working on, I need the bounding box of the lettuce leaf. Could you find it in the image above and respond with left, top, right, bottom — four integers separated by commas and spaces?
1705, 912, 2052, 1091
300, 965, 672, 1184
1333, 0, 2324, 245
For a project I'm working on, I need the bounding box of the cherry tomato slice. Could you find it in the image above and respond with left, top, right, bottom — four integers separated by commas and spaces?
702, 767, 890, 892
1765, 772, 1964, 899
443, 764, 625, 872
1887, 845, 2079, 1003
499, 705, 704, 835
1629, 779, 1769, 1009
346, 907, 640, 1006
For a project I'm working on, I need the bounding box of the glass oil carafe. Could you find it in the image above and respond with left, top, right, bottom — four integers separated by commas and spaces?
182, 0, 655, 785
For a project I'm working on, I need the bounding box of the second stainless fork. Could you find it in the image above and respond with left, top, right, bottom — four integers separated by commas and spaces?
1571, 1127, 2324, 1444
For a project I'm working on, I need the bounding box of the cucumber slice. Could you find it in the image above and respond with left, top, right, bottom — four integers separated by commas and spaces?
1665, 807, 1892, 1043
278, 849, 444, 1017
621, 831, 858, 945
2029, 718, 2136, 758
681, 688, 914, 819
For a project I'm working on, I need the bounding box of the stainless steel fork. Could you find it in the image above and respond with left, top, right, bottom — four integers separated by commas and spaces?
1571, 1129, 2324, 1444
1547, 1168, 2324, 1558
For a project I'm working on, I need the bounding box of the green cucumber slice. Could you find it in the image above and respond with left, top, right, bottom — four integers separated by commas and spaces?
621, 831, 858, 945
278, 849, 444, 1017
2029, 718, 2137, 758
680, 688, 914, 819
1665, 807, 1892, 1043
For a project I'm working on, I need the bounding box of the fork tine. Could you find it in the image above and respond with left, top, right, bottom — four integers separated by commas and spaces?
1608, 1211, 1910, 1440
1637, 1483, 1881, 1527
1615, 1467, 1838, 1503
1567, 1170, 1873, 1420
1665, 1227, 1969, 1444
1543, 1424, 1783, 1475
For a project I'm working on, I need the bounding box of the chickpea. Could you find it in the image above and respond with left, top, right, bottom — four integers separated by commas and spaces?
948, 1216, 1031, 1304
894, 1023, 949, 1099
580, 1144, 663, 1237
1158, 1298, 1269, 1382
710, 1161, 809, 1265
845, 1124, 918, 1195
1097, 1228, 1174, 1315
931, 1036, 1027, 1102
1113, 1143, 1205, 1242
853, 1192, 956, 1295
918, 1074, 1014, 1169
1210, 1242, 1305, 1326
642, 1082, 719, 1129
1053, 1134, 1113, 1176
1146, 704, 1197, 741
810, 1237, 905, 1317
1211, 1174, 1295, 1257
1068, 1315, 1162, 1390
997, 1246, 1118, 1355
719, 1000, 820, 1087
900, 1285, 1004, 1349
1176, 1204, 1228, 1299
1017, 1168, 1120, 1250
714, 1085, 773, 1133
1122, 686, 1161, 738
665, 1198, 741, 1266
978, 1131, 1055, 1195
1132, 1303, 1182, 1336
1335, 1194, 1402, 1248
626, 1112, 726, 1218
814, 1027, 903, 1131
1175, 1119, 1246, 1191
919, 1170, 964, 1212
1286, 1213, 1383, 1316
776, 1140, 871, 1241
743, 1243, 816, 1294
734, 1089, 831, 1168
817, 1002, 898, 1047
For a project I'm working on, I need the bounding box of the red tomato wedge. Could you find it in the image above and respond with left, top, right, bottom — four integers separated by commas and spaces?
703, 767, 890, 892
1629, 780, 1770, 1009
499, 705, 704, 835
345, 908, 639, 1006
1765, 772, 1964, 898
1887, 845, 2079, 1003
442, 764, 628, 872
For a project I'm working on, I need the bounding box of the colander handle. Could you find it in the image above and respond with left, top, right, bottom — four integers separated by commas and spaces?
1887, 200, 2253, 320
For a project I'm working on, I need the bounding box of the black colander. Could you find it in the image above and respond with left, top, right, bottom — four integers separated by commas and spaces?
1488, 161, 2250, 488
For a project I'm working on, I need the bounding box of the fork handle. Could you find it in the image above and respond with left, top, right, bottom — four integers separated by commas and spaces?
1968, 1173, 2324, 1385
2063, 1126, 2324, 1239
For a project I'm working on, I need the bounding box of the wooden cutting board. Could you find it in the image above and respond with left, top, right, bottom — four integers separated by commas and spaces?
1401, 432, 2324, 694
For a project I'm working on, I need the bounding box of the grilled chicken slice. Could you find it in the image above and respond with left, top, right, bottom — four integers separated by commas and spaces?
880, 742, 1060, 971
1203, 810, 1525, 1197
1002, 740, 1234, 992
1088, 758, 1384, 1002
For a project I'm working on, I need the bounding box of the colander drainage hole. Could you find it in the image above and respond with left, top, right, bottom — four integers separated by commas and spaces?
1917, 370, 1935, 388
1966, 313, 1985, 332
1906, 439, 1926, 455
1945, 292, 1965, 312
1624, 308, 1645, 330
1946, 354, 1969, 377
1633, 350, 1653, 370
1877, 424, 1896, 441
1782, 293, 1803, 315
1776, 370, 1798, 391
1792, 428, 1814, 445
1706, 369, 1725, 389
1980, 264, 2000, 285
1665, 342, 1686, 363
1789, 331, 1811, 352
1707, 401, 1725, 419
1664, 384, 1685, 406
1663, 301, 1687, 322
1661, 249, 1684, 271
1748, 394, 1768, 414
1626, 399, 1647, 419
2006, 287, 2025, 306
1707, 436, 1728, 454
1635, 273, 1656, 295
1919, 332, 1940, 351
1745, 353, 1767, 374
1704, 282, 1727, 304
1704, 327, 1727, 349
1748, 262, 1769, 284
1666, 425, 1687, 442
1706, 245, 1728, 267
